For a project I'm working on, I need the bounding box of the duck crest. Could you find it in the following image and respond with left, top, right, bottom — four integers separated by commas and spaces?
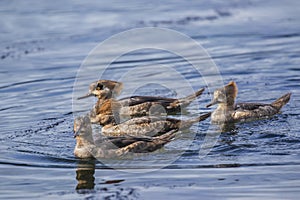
225, 81, 238, 99
77, 80, 123, 100
222, 81, 238, 107
99, 80, 123, 96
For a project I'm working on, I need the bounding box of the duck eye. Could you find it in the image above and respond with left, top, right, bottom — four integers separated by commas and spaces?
96, 83, 104, 90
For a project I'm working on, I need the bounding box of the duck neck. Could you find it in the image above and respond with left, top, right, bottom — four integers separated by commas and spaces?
75, 133, 94, 148
97, 99, 120, 114
95, 98, 120, 126
221, 103, 235, 111
74, 135, 94, 159
95, 98, 109, 114
211, 102, 235, 123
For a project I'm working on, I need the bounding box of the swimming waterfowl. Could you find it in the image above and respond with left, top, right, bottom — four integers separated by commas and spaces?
100, 112, 211, 137
78, 80, 205, 123
73, 115, 176, 159
206, 81, 291, 123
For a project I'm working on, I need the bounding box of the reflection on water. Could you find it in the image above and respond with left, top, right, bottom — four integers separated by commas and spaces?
76, 160, 96, 191
75, 160, 139, 199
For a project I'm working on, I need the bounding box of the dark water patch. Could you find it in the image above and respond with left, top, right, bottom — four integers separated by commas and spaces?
193, 33, 263, 40
0, 159, 76, 169
0, 40, 45, 60
0, 78, 53, 90
288, 67, 300, 71
253, 132, 287, 140
111, 56, 182, 68
0, 76, 75, 90
262, 33, 300, 39
0, 105, 22, 112
139, 9, 232, 27
212, 143, 258, 154
211, 49, 284, 60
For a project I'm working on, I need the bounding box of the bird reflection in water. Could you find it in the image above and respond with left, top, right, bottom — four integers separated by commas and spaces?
76, 160, 96, 192
75, 160, 126, 195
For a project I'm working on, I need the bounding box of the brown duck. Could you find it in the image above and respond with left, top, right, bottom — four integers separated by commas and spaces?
73, 115, 176, 159
78, 80, 205, 125
100, 112, 211, 137
206, 81, 291, 123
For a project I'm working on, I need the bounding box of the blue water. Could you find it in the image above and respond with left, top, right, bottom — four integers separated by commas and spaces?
0, 0, 300, 199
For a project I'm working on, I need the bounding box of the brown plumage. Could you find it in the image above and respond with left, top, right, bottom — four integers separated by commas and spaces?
206, 81, 291, 123
101, 112, 211, 137
78, 80, 205, 125
73, 115, 176, 159
77, 80, 123, 100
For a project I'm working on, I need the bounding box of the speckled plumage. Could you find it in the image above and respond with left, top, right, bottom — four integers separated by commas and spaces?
101, 112, 211, 137
73, 115, 176, 159
78, 80, 205, 125
207, 81, 291, 123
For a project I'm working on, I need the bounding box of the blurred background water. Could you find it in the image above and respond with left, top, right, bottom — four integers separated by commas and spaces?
0, 0, 300, 199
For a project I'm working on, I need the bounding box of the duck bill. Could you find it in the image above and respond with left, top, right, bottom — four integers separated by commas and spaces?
74, 127, 81, 138
74, 130, 79, 138
206, 99, 217, 108
74, 125, 83, 138
77, 93, 93, 100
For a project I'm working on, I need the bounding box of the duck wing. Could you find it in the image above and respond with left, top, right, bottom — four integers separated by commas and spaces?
235, 93, 291, 112
118, 88, 205, 107
235, 102, 270, 111
102, 116, 177, 137
118, 95, 177, 107
114, 129, 177, 154
233, 103, 278, 121
98, 135, 154, 149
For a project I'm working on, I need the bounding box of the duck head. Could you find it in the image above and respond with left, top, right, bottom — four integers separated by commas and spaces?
77, 80, 123, 100
206, 81, 238, 107
73, 115, 93, 140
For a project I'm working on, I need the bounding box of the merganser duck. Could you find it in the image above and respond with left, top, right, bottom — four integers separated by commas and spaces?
206, 81, 291, 123
78, 80, 205, 124
73, 115, 176, 159
100, 112, 211, 137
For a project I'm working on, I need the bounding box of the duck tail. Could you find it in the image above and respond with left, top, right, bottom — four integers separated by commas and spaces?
271, 92, 291, 110
177, 87, 205, 106
181, 112, 211, 129
156, 129, 177, 142
143, 130, 177, 151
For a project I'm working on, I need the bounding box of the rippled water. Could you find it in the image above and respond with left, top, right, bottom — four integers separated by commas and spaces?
1, 0, 300, 199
